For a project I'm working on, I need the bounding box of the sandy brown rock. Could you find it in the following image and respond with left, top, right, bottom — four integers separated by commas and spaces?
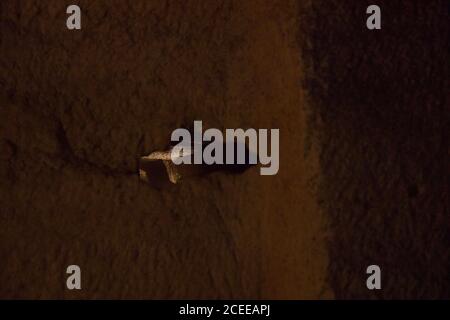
0, 0, 329, 299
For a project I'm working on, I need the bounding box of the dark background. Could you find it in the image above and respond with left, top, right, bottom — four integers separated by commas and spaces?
0, 0, 448, 299
300, 0, 448, 299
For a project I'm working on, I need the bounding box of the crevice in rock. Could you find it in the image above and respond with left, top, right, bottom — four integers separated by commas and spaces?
55, 120, 136, 177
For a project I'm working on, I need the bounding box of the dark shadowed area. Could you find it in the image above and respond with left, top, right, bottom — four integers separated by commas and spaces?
300, 0, 448, 299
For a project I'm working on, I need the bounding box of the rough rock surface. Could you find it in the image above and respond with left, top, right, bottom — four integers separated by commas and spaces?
300, 0, 448, 298
0, 0, 329, 299
0, 0, 447, 299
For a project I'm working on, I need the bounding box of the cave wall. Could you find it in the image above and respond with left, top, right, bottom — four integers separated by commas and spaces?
0, 0, 329, 299
300, 0, 448, 298
0, 0, 447, 299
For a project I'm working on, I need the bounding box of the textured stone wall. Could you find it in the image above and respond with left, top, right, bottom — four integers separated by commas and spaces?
0, 0, 447, 299
300, 0, 448, 298
0, 0, 329, 299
